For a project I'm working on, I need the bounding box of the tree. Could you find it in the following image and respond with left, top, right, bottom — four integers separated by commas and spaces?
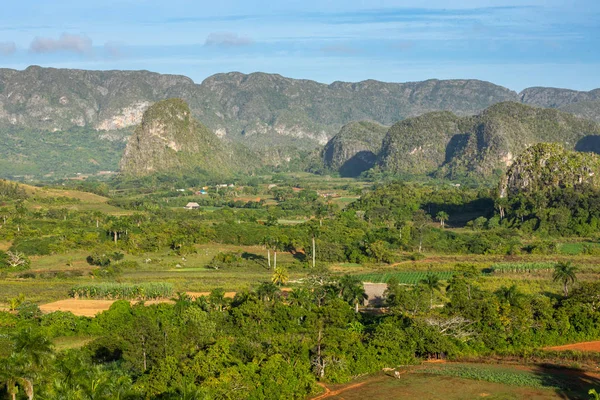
494, 285, 522, 306
5, 251, 30, 270
272, 266, 289, 286
209, 288, 227, 312
307, 223, 320, 268
367, 240, 392, 264
553, 261, 578, 297
315, 204, 328, 227
272, 237, 281, 269
261, 235, 272, 268
338, 275, 367, 313
412, 210, 431, 253
106, 217, 129, 245
256, 282, 280, 302
435, 211, 449, 228
420, 273, 441, 309
2, 328, 54, 400
454, 264, 479, 300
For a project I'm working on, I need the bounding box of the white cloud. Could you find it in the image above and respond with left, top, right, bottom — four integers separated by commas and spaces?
29, 33, 92, 54
0, 41, 16, 56
205, 32, 253, 47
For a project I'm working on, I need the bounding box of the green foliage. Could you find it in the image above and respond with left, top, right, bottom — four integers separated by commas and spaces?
120, 99, 260, 178
355, 271, 454, 284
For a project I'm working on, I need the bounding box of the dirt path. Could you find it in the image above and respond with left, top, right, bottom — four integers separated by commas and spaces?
313, 377, 387, 399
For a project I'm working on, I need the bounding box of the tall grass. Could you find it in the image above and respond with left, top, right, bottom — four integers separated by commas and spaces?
69, 282, 173, 300
489, 262, 554, 274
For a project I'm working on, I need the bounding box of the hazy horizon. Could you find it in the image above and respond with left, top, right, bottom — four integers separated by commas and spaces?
0, 1, 599, 91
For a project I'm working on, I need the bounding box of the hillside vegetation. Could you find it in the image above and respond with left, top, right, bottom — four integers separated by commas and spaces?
379, 102, 600, 179
119, 99, 259, 177
321, 121, 389, 177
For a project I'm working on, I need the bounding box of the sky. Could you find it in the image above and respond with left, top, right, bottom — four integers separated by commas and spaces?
0, 0, 599, 91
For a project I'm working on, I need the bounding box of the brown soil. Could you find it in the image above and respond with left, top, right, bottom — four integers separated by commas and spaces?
545, 340, 600, 352
39, 298, 176, 317
39, 288, 294, 317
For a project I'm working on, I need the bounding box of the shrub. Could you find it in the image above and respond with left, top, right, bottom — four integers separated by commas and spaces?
16, 301, 42, 319
409, 252, 426, 261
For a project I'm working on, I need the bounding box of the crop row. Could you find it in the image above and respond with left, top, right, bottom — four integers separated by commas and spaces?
420, 364, 561, 389
489, 262, 555, 273
69, 282, 174, 300
356, 271, 454, 284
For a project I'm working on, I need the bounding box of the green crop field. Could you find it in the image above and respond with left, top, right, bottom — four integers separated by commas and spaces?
355, 271, 454, 284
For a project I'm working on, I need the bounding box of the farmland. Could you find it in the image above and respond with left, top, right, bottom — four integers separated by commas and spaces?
3, 175, 600, 399
314, 362, 600, 400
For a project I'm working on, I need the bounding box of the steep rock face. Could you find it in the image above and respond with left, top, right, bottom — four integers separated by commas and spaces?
378, 112, 469, 175
119, 99, 257, 177
378, 102, 600, 178
0, 66, 193, 132
321, 121, 388, 176
499, 143, 600, 197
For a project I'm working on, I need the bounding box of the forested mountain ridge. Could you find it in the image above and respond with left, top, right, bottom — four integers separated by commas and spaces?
378, 102, 600, 179
1, 66, 600, 178
0, 66, 519, 150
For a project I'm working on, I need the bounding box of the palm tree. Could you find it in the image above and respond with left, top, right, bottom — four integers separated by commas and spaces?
272, 237, 281, 269
261, 235, 272, 268
272, 266, 289, 286
553, 261, 578, 296
494, 284, 522, 306
307, 223, 319, 268
288, 288, 312, 309
2, 328, 54, 400
208, 288, 227, 312
315, 204, 327, 227
420, 273, 441, 309
338, 275, 367, 313
255, 282, 280, 302
436, 211, 449, 228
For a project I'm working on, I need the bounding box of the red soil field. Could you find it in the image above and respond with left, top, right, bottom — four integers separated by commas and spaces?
545, 340, 600, 352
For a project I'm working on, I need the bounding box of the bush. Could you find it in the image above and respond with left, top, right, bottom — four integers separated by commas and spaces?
17, 301, 42, 319
409, 252, 426, 261
86, 251, 125, 267
207, 251, 242, 269
10, 237, 57, 255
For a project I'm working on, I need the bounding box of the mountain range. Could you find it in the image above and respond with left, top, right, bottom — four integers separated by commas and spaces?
1, 65, 600, 178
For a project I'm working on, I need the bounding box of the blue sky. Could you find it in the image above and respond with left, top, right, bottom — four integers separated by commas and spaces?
0, 0, 599, 91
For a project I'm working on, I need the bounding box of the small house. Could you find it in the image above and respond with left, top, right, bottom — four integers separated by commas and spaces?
185, 202, 200, 210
